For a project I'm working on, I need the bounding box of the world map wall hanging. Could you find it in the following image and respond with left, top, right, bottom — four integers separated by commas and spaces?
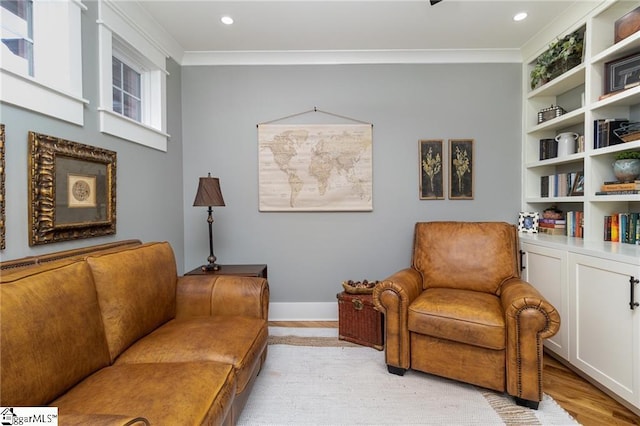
258, 122, 373, 212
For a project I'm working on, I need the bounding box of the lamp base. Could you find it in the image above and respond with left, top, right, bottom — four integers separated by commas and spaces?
201, 263, 221, 272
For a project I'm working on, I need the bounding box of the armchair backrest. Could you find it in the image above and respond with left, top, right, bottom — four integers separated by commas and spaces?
412, 221, 520, 294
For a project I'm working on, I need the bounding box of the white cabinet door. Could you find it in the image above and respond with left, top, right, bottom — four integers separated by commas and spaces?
568, 253, 640, 408
520, 242, 569, 358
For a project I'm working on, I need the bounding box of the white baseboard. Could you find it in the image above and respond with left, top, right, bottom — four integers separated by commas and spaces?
269, 302, 338, 321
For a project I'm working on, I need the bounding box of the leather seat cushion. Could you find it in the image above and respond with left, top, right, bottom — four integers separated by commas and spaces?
114, 316, 267, 394
408, 288, 505, 350
52, 362, 235, 425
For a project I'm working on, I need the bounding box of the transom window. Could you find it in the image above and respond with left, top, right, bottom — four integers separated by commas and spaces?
97, 0, 168, 150
1, 0, 33, 76
112, 56, 142, 122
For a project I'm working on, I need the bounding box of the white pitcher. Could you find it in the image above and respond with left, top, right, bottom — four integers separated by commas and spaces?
555, 132, 579, 157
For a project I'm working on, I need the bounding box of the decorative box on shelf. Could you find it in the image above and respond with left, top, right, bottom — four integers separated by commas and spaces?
538, 105, 566, 124
337, 290, 384, 351
615, 6, 640, 44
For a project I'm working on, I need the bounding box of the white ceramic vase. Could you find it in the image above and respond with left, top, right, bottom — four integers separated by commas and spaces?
555, 132, 578, 157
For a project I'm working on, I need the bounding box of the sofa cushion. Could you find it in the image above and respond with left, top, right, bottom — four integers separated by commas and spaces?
52, 362, 235, 425
1, 261, 111, 406
412, 222, 519, 294
114, 316, 267, 394
408, 288, 506, 350
86, 242, 178, 362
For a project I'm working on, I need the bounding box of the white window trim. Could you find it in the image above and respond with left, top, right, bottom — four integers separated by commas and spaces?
0, 0, 87, 125
97, 0, 169, 152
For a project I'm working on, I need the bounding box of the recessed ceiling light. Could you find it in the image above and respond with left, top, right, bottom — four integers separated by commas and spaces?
221, 16, 234, 25
513, 12, 528, 22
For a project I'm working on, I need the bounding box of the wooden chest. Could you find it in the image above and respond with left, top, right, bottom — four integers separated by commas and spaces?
337, 291, 384, 350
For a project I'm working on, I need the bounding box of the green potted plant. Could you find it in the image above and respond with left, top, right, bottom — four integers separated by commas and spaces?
613, 150, 640, 182
530, 29, 584, 90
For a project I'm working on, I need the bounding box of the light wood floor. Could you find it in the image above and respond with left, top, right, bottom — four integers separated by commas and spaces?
270, 321, 640, 425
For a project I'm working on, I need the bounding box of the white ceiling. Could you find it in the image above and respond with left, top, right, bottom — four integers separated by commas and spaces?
138, 0, 587, 54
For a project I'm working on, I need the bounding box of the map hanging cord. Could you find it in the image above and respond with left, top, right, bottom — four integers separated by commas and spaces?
257, 107, 373, 127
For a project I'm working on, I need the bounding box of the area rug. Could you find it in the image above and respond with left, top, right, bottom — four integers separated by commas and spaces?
236, 327, 578, 426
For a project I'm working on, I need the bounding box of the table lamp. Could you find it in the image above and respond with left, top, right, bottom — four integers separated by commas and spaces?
193, 173, 225, 271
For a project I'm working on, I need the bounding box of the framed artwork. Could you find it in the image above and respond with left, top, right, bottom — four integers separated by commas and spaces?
0, 124, 4, 250
570, 171, 584, 196
419, 139, 444, 200
448, 139, 474, 200
28, 131, 117, 245
605, 52, 640, 94
518, 212, 539, 233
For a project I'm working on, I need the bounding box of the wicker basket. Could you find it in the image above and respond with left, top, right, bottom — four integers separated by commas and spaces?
342, 280, 379, 294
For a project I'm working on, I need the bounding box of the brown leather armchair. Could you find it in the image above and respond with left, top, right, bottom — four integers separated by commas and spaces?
373, 221, 560, 409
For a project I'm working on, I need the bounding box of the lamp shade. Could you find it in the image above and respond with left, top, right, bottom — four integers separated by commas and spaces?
193, 174, 225, 207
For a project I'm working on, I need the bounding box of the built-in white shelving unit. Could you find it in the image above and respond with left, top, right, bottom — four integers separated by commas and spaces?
520, 1, 640, 416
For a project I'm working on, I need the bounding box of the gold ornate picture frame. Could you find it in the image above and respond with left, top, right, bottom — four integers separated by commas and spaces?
28, 131, 117, 245
449, 139, 474, 200
419, 139, 444, 200
0, 124, 5, 250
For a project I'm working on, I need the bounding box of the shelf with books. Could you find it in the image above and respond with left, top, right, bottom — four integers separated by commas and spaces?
596, 179, 640, 195
603, 212, 640, 244
523, 1, 640, 251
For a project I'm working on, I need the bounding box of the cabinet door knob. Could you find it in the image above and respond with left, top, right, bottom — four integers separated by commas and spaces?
630, 276, 639, 310
519, 250, 526, 272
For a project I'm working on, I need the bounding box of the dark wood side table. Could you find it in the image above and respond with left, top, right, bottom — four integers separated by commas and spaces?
184, 264, 267, 279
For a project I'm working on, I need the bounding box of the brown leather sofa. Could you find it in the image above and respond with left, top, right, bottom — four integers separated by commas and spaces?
1, 240, 269, 425
373, 222, 560, 409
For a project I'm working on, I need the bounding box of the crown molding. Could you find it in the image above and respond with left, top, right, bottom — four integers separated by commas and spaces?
180, 48, 523, 66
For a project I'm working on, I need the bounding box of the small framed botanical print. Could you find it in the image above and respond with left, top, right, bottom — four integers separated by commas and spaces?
419, 139, 444, 200
449, 139, 474, 199
518, 212, 539, 233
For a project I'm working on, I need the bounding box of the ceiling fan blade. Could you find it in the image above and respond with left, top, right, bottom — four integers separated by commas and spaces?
430, 0, 443, 5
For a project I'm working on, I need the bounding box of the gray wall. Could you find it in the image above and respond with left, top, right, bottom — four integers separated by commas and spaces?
181, 64, 522, 304
1, 1, 185, 271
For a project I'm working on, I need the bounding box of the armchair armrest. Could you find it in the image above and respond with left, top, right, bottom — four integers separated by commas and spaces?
176, 275, 269, 320
372, 268, 423, 372
500, 277, 560, 404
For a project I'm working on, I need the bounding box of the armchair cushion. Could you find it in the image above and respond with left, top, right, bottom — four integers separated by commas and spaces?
408, 288, 505, 350
412, 222, 519, 294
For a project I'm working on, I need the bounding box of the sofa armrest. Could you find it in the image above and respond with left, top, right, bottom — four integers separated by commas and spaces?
372, 268, 423, 371
176, 275, 269, 320
500, 277, 560, 403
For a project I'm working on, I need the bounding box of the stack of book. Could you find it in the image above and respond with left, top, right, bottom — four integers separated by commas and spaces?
596, 180, 640, 195
604, 213, 640, 244
538, 218, 566, 235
